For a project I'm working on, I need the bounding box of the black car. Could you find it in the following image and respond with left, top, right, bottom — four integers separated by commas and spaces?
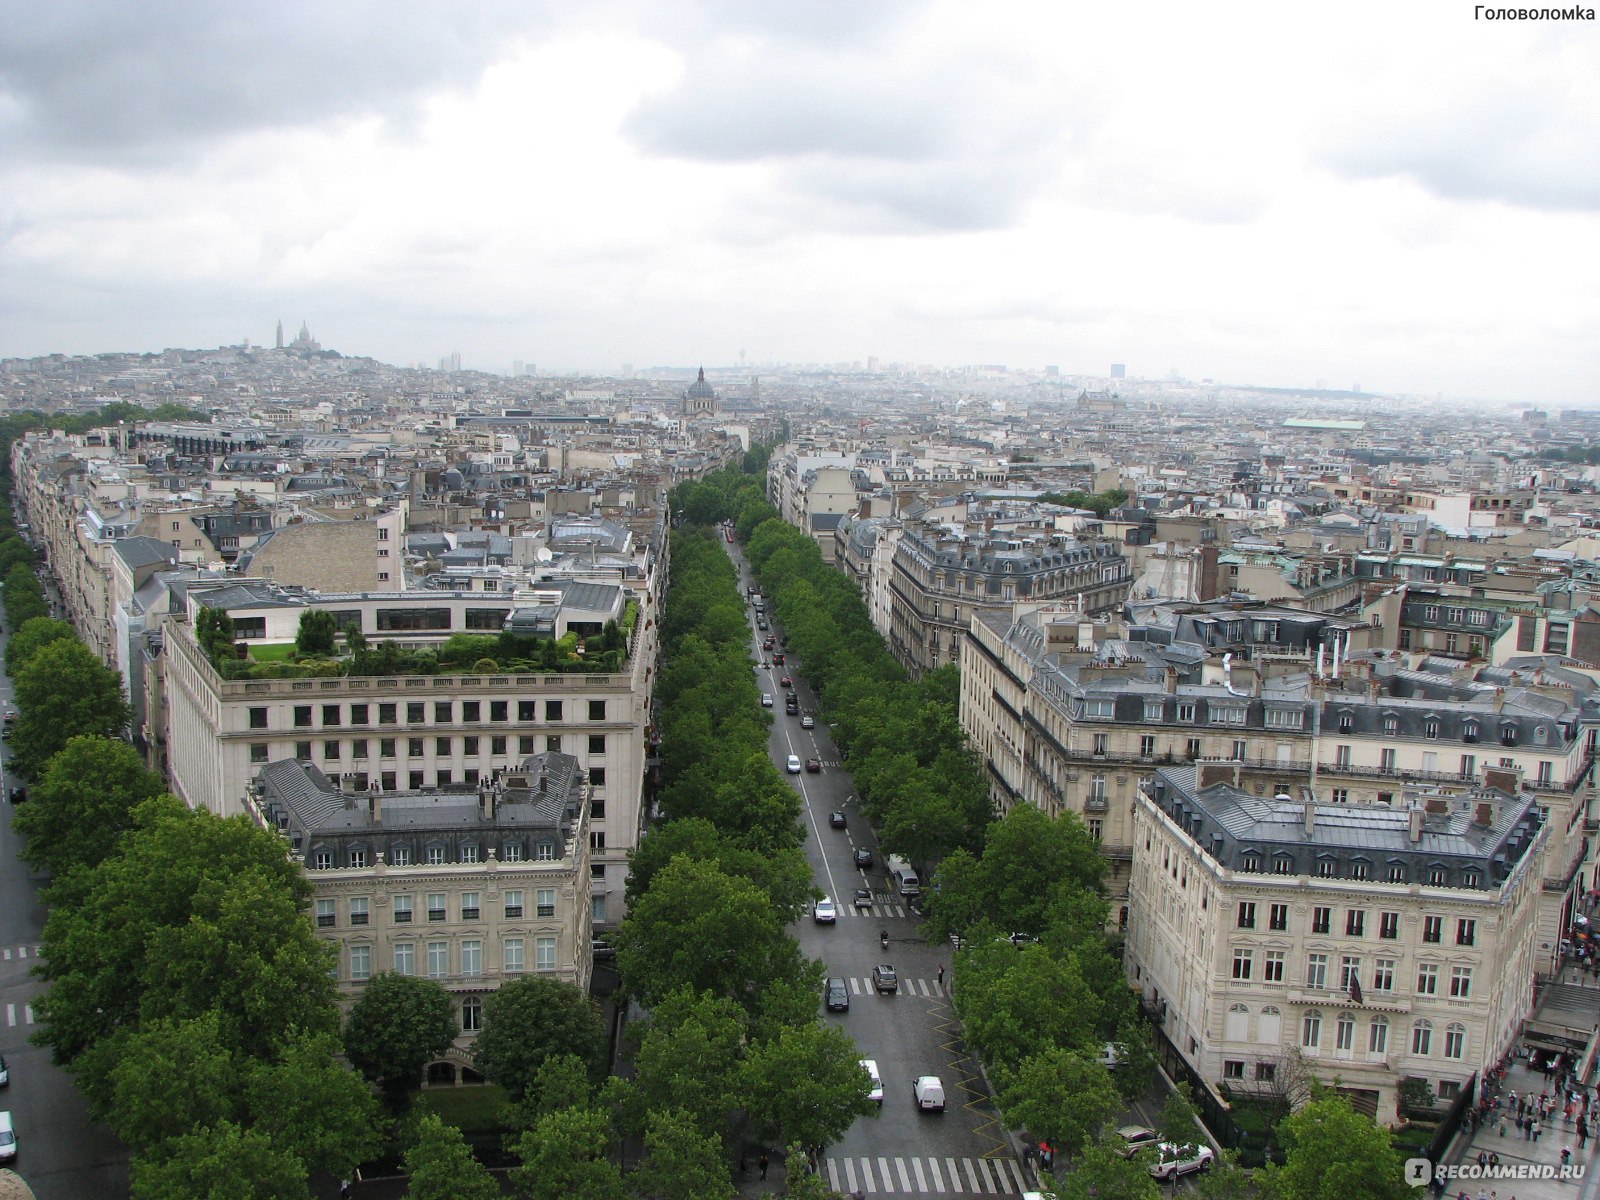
828, 811, 847, 829
591, 938, 617, 961
825, 978, 850, 1012
7, 787, 23, 804
854, 848, 873, 868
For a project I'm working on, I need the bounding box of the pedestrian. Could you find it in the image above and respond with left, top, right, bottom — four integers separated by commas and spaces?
937, 964, 945, 987
1490, 1153, 1500, 1168
1561, 1147, 1572, 1170
1478, 1151, 1489, 1169
759, 1153, 769, 1180
1534, 1120, 1544, 1143
1580, 1118, 1590, 1150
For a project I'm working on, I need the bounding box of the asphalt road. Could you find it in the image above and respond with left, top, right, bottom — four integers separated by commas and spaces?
729, 541, 1033, 1198
0, 608, 132, 1197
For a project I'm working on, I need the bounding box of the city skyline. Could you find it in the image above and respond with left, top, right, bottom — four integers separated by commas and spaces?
1, 1, 1595, 402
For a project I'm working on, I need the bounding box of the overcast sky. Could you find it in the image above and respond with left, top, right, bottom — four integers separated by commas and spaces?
1, 0, 1596, 401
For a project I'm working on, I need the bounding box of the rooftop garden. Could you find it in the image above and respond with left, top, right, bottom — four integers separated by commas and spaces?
196, 602, 638, 680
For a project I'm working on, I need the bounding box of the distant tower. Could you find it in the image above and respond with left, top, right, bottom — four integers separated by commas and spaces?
275, 319, 284, 350
681, 366, 718, 419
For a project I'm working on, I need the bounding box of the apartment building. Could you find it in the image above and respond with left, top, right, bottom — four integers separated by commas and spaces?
162, 583, 657, 927
1127, 765, 1547, 1124
960, 604, 1595, 949
252, 752, 591, 1080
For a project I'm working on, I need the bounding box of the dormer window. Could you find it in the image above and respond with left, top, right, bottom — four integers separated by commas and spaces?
1338, 711, 1354, 734
1463, 721, 1479, 742
1383, 713, 1399, 736
1424, 719, 1440, 740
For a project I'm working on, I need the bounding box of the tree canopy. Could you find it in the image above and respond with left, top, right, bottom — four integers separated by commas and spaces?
471, 974, 606, 1102
341, 972, 459, 1109
12, 734, 166, 878
9, 637, 132, 778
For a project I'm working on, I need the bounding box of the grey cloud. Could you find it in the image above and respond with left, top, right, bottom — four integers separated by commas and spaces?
0, 0, 545, 163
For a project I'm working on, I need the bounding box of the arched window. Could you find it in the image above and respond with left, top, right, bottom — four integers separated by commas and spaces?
1260, 1005, 1282, 1044
1411, 1019, 1433, 1056
1369, 1015, 1389, 1055
1336, 1012, 1356, 1052
1444, 1022, 1466, 1060
1302, 1009, 1323, 1050
1226, 1003, 1249, 1041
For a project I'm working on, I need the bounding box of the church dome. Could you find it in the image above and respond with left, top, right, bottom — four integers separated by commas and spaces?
685, 367, 716, 400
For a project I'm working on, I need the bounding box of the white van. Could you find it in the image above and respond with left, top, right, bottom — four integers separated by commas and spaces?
887, 855, 921, 897
913, 1075, 945, 1112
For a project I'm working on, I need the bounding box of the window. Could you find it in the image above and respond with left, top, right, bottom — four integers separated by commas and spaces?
1450, 966, 1472, 998
463, 736, 479, 756
1312, 906, 1331, 935
545, 700, 563, 721
504, 938, 525, 973
1444, 1022, 1466, 1060
536, 839, 556, 862
1411, 1020, 1433, 1056
1264, 951, 1285, 982
351, 739, 368, 760
1388, 863, 1407, 883
249, 706, 268, 729
1369, 960, 1395, 998
1232, 949, 1253, 980
1423, 916, 1442, 943
393, 943, 415, 975
503, 841, 523, 863
1232, 739, 1247, 760
1369, 1016, 1389, 1054
536, 936, 557, 972
315, 899, 335, 928
1346, 909, 1365, 937
1457, 919, 1476, 946
1380, 748, 1396, 772
347, 848, 367, 868
427, 893, 446, 921
1269, 903, 1289, 931
1140, 734, 1156, 759
589, 699, 606, 722
1338, 712, 1354, 734
1379, 911, 1400, 940
293, 705, 313, 728
376, 607, 450, 632
1186, 737, 1202, 759
546, 736, 562, 753
492, 735, 507, 756
322, 704, 341, 727
588, 733, 607, 755
351, 704, 369, 725
1416, 964, 1438, 995
1424, 719, 1439, 740
1339, 956, 1362, 992
461, 940, 482, 977
462, 701, 480, 722
504, 890, 524, 919
519, 735, 536, 754
379, 703, 397, 725
349, 897, 369, 926
393, 894, 414, 923
589, 831, 606, 852
519, 700, 537, 722
1255, 1061, 1277, 1083
461, 843, 480, 864
1092, 732, 1109, 755
313, 850, 333, 870
436, 737, 451, 757
1237, 902, 1257, 930
592, 895, 607, 924
1306, 954, 1328, 989
462, 996, 482, 1033
427, 942, 448, 979
323, 740, 341, 761
409, 771, 424, 788
1349, 860, 1369, 880
1224, 1060, 1246, 1080
1335, 744, 1351, 768
589, 766, 606, 787
250, 742, 268, 764
537, 888, 556, 918
1302, 1010, 1322, 1049
491, 700, 508, 723
1331, 788, 1349, 804
349, 945, 371, 981
296, 741, 312, 761
426, 844, 445, 866
461, 892, 480, 921
380, 737, 396, 758
1336, 1012, 1356, 1052
1088, 819, 1104, 840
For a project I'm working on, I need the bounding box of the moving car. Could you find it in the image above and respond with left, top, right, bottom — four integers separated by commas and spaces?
871, 963, 899, 993
860, 1058, 883, 1105
0, 1055, 7, 1088
1115, 1125, 1161, 1158
801, 714, 815, 729
763, 637, 774, 650
1148, 1143, 1215, 1181
786, 754, 802, 774
773, 652, 786, 665
761, 693, 773, 708
825, 978, 850, 1012
854, 847, 873, 868
813, 898, 837, 924
912, 1076, 945, 1112
780, 675, 793, 688
828, 810, 847, 829
853, 888, 875, 910
805, 758, 822, 773
785, 695, 800, 714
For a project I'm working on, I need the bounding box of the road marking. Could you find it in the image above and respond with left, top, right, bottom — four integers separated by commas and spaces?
976, 1157, 997, 1192
4, 1004, 11, 1027
963, 1159, 981, 1191
878, 1156, 894, 1192
912, 1157, 929, 1192
930, 1156, 948, 1193
829, 1159, 842, 1193
895, 1158, 913, 1192
860, 1157, 876, 1193
24, 1004, 32, 1025
844, 1158, 859, 1194
946, 1157, 962, 1191
849, 977, 863, 994
997, 1160, 1024, 1192
16, 945, 25, 959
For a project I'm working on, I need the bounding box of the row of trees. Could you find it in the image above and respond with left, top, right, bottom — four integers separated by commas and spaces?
1036, 488, 1130, 518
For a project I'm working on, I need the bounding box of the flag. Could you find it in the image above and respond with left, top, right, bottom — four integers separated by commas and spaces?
1350, 977, 1363, 1005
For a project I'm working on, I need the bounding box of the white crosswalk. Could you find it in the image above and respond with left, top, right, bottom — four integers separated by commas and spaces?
845, 903, 910, 919
825, 1154, 1030, 1195
844, 976, 947, 998
5, 1003, 35, 1027
1, 945, 38, 961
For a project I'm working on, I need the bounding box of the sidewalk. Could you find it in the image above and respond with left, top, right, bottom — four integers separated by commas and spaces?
1450, 1049, 1598, 1200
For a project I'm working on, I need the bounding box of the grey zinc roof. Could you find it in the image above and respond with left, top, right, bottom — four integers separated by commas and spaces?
551, 579, 623, 616
111, 535, 179, 572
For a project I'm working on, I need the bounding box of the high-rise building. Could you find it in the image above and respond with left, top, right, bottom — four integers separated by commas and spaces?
275, 319, 284, 350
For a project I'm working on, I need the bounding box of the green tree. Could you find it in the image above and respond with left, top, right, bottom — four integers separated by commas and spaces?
10, 638, 132, 778
295, 609, 339, 657
1156, 1082, 1202, 1149
128, 1121, 306, 1199
781, 1143, 836, 1199
631, 989, 746, 1136
13, 735, 165, 878
632, 1108, 734, 1200
242, 1032, 382, 1181
741, 1022, 876, 1153
104, 1012, 240, 1148
508, 1106, 626, 1200
954, 942, 1103, 1076
403, 1112, 502, 1200
1265, 1090, 1411, 1200
472, 975, 605, 1102
5, 615, 76, 676
195, 605, 238, 663
3, 563, 47, 628
342, 973, 458, 1110
1052, 1140, 1160, 1200
996, 1046, 1121, 1159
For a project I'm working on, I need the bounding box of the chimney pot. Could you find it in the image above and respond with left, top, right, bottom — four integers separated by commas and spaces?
1409, 806, 1425, 842
1303, 800, 1316, 834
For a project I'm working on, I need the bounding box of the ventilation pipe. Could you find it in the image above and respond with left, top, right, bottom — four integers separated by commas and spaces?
1222, 652, 1249, 696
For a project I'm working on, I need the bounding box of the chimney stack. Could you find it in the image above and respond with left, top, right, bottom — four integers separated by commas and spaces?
1409, 806, 1424, 843
369, 791, 381, 824
1303, 799, 1316, 835
1474, 802, 1494, 827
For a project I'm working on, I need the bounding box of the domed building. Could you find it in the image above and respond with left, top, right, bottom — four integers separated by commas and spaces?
681, 367, 717, 419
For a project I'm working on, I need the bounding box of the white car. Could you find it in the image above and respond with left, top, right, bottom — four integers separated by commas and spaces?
786, 754, 802, 774
1148, 1143, 1215, 1181
813, 898, 837, 924
761, 693, 773, 708
860, 1058, 883, 1105
801, 714, 815, 729
913, 1075, 945, 1112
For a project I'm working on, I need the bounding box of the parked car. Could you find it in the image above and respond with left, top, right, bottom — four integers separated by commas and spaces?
7, 787, 23, 804
828, 810, 847, 829
1115, 1125, 1161, 1158
805, 758, 822, 773
0, 1111, 14, 1162
801, 714, 815, 729
912, 1076, 945, 1112
860, 1059, 883, 1105
854, 847, 873, 868
1148, 1143, 1215, 1181
761, 693, 773, 708
853, 888, 875, 909
825, 978, 850, 1012
0, 1055, 8, 1088
786, 755, 802, 774
872, 963, 899, 993
813, 898, 837, 924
